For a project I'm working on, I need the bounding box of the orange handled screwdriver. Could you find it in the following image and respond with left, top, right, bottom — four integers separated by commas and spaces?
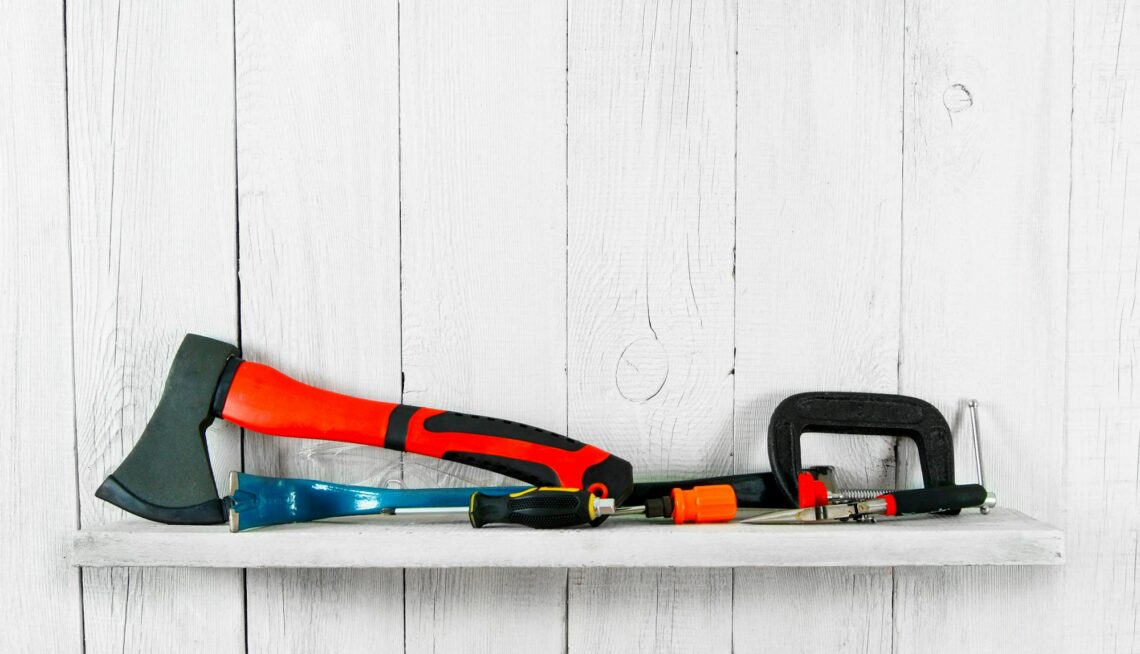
616, 484, 738, 524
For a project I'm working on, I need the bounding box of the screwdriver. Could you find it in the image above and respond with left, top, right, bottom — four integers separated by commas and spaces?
390, 485, 740, 528
615, 484, 738, 524
388, 487, 615, 529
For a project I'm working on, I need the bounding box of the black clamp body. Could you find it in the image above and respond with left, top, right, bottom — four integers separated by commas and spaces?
767, 392, 956, 508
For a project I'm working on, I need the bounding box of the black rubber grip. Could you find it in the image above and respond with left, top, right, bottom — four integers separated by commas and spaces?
623, 468, 831, 508
442, 452, 559, 488
423, 412, 586, 451
384, 404, 417, 451
888, 484, 988, 515
469, 488, 597, 529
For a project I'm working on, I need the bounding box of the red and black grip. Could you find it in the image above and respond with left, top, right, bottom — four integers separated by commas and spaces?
212, 358, 634, 502
878, 484, 989, 516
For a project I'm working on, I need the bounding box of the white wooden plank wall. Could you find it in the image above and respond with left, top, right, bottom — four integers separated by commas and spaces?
65, 1, 245, 652
6, 1, 1140, 653
566, 1, 735, 651
1065, 1, 1140, 651
893, 3, 1072, 652
0, 1, 83, 651
734, 2, 901, 651
399, 2, 569, 651
235, 2, 404, 652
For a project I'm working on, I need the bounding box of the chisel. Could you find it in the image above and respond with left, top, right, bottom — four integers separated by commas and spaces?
228, 473, 613, 530
225, 471, 519, 532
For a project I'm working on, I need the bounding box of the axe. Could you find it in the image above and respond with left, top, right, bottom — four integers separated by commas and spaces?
96, 334, 634, 525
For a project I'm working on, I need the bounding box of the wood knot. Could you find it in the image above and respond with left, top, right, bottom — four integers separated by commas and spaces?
943, 84, 973, 113
614, 338, 668, 402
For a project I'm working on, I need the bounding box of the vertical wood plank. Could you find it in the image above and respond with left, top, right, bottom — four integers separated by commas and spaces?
1064, 1, 1140, 651
66, 1, 245, 651
405, 568, 565, 654
0, 1, 83, 651
234, 2, 404, 652
734, 2, 902, 652
893, 1, 1071, 652
735, 568, 893, 653
400, 2, 568, 652
569, 570, 730, 654
565, 1, 735, 651
736, 0, 903, 489
246, 569, 402, 654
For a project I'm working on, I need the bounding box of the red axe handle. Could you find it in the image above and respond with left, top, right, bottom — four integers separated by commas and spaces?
214, 360, 632, 501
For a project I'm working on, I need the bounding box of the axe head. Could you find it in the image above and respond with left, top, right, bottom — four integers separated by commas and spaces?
95, 334, 238, 525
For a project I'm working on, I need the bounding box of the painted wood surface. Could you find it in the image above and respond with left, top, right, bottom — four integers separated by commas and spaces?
234, 2, 404, 652
734, 568, 892, 654
0, 1, 83, 651
566, 0, 735, 650
69, 510, 1063, 568
64, 1, 245, 652
1064, 0, 1140, 651
569, 569, 731, 653
734, 2, 902, 652
399, 2, 568, 652
892, 2, 1072, 652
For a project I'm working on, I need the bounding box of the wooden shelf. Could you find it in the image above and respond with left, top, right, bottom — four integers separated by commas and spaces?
69, 508, 1062, 568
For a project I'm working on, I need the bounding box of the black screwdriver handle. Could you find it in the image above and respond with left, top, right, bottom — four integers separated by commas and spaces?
469, 488, 600, 529
883, 484, 989, 515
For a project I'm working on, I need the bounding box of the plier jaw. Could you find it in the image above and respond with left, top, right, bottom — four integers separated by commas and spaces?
741, 498, 889, 524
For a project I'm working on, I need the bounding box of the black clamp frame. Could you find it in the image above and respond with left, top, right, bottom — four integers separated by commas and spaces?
767, 392, 956, 507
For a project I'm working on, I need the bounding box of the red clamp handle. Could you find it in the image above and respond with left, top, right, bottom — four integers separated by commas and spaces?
214, 359, 634, 502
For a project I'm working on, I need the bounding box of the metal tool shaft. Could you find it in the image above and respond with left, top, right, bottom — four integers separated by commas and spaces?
392, 497, 617, 516
968, 400, 990, 514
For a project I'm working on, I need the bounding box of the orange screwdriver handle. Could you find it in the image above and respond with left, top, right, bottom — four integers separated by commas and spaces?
670, 485, 737, 524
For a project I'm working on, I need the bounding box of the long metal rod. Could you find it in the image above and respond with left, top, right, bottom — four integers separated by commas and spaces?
389, 506, 467, 514
968, 399, 990, 514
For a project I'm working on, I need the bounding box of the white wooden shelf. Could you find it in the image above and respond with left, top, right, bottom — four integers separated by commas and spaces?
69, 508, 1062, 568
